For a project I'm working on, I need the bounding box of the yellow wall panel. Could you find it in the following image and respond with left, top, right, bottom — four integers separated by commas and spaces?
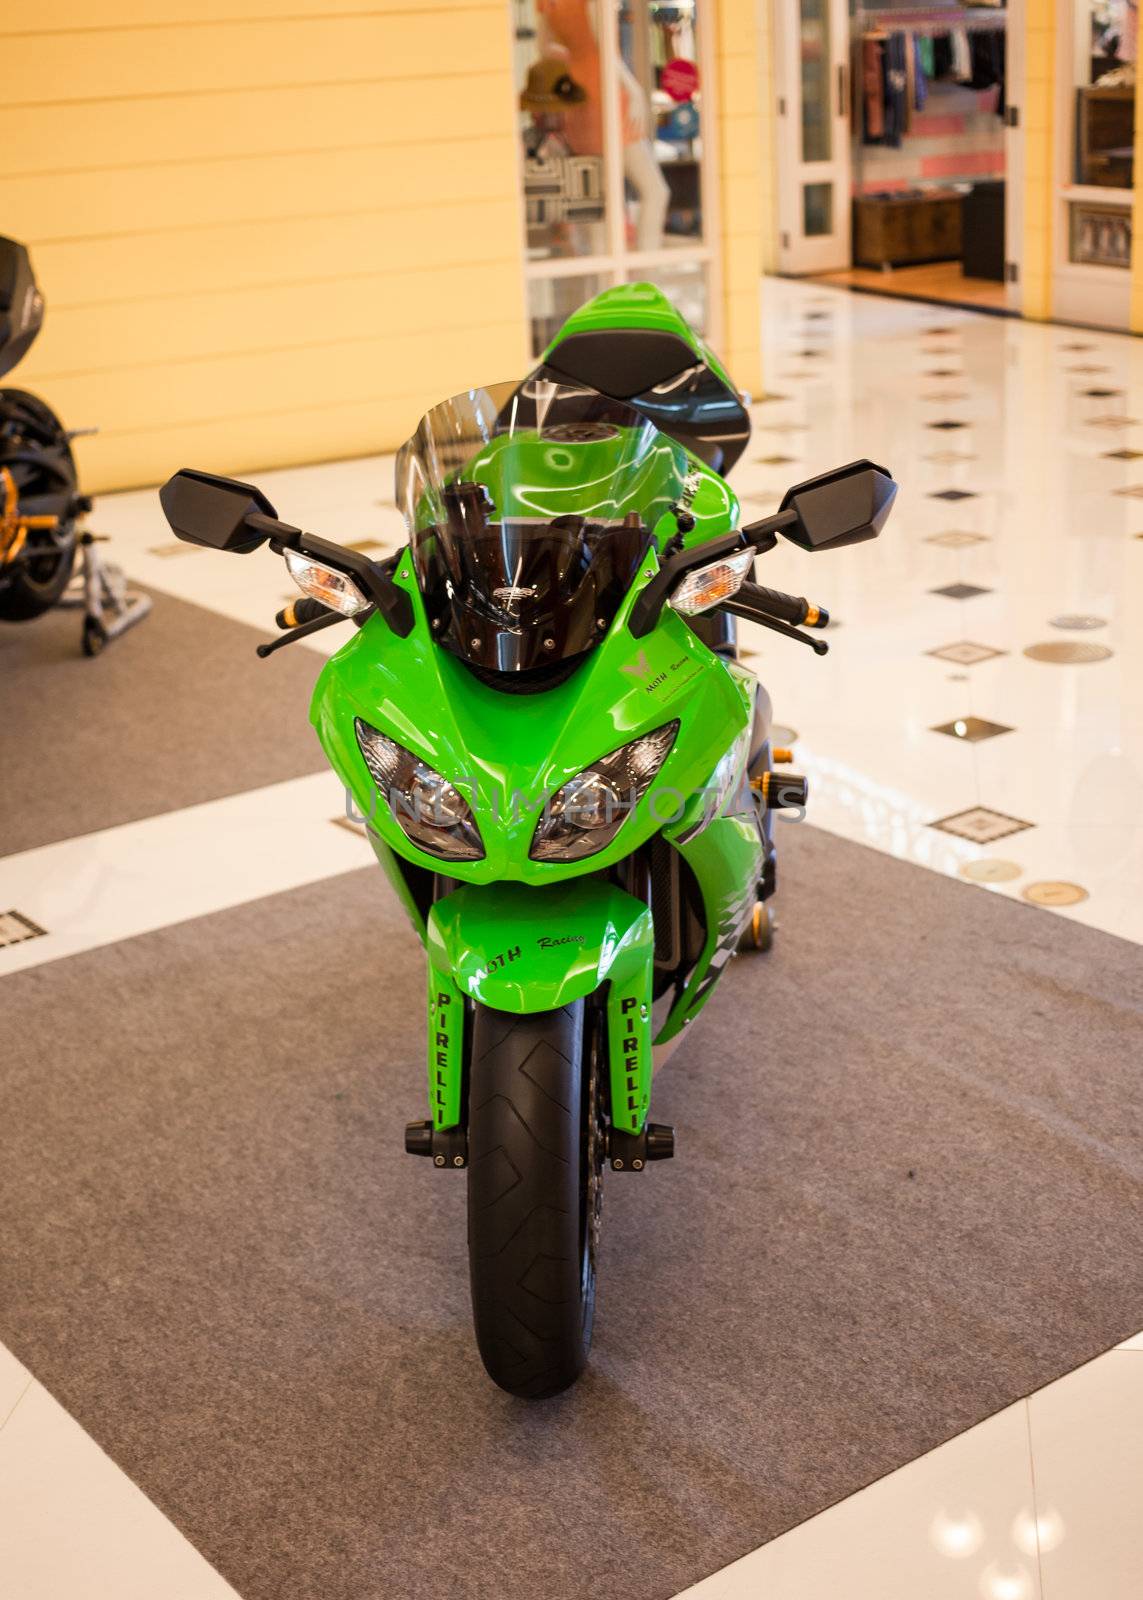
51, 316, 524, 454
0, 0, 493, 30
0, 75, 511, 176
68, 394, 435, 495
1, 11, 507, 105
5, 6, 526, 491
714, 0, 763, 394
718, 112, 764, 181
0, 135, 518, 242
31, 198, 524, 309
20, 261, 524, 382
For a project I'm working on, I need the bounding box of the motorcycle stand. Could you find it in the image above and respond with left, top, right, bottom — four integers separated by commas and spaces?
59, 530, 152, 656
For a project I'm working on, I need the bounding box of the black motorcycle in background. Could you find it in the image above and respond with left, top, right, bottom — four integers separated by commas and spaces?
0, 234, 149, 653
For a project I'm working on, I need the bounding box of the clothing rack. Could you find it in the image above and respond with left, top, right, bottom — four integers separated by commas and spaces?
856, 6, 1006, 30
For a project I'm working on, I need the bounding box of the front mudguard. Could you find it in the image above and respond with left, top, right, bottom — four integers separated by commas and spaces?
425, 879, 654, 1136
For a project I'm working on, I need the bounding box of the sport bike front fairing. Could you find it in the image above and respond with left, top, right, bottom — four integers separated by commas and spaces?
157, 281, 896, 1398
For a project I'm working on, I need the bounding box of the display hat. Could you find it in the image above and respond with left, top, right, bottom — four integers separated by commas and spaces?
520, 58, 587, 110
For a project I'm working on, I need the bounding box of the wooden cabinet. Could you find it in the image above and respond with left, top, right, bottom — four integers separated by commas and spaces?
1076, 85, 1134, 188
853, 192, 964, 268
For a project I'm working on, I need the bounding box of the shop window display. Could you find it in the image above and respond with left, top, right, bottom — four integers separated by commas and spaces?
1074, 0, 1137, 187
516, 0, 713, 353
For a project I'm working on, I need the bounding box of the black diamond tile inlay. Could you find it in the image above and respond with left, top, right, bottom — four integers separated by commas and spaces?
1061, 341, 1096, 350
929, 488, 978, 501
931, 716, 1014, 742
1083, 387, 1124, 398
756, 393, 790, 404
925, 368, 962, 378
931, 583, 991, 600
0, 909, 48, 947
928, 419, 969, 430
1103, 449, 1143, 460
930, 807, 1034, 843
755, 454, 795, 465
926, 641, 1006, 665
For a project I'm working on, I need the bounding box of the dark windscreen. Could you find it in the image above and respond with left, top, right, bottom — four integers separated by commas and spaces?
396, 378, 686, 672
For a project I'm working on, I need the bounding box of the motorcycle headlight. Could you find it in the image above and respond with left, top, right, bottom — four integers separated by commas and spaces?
530, 722, 679, 862
354, 718, 483, 861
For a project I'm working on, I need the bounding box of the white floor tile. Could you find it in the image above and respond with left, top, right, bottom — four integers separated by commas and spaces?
676, 1402, 1041, 1600
1115, 1330, 1143, 1350
0, 1377, 239, 1599
1027, 1351, 1143, 1600
0, 771, 369, 977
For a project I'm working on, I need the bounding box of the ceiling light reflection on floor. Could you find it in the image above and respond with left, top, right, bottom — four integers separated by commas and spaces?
929, 1507, 984, 1557
1011, 1505, 1066, 1555
979, 1561, 1035, 1600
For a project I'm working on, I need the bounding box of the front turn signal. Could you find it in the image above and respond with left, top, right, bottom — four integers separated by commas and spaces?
668, 547, 754, 616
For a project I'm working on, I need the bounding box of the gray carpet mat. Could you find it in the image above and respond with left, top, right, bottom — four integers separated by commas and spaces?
0, 588, 327, 856
2, 824, 1142, 1600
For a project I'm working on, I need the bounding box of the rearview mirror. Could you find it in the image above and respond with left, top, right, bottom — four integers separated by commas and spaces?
159, 468, 285, 554
778, 460, 896, 552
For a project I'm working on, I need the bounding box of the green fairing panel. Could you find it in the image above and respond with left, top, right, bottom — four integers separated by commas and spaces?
540, 280, 738, 397
310, 560, 752, 890
426, 878, 650, 1010
426, 878, 654, 1134
653, 658, 763, 1042
661, 810, 762, 1042
366, 828, 426, 940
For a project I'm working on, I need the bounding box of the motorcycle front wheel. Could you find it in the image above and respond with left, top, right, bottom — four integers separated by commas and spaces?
467, 1000, 603, 1398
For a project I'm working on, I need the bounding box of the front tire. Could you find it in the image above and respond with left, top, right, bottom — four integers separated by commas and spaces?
467, 1001, 602, 1398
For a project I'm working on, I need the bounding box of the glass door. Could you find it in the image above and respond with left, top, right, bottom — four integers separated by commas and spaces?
514, 0, 721, 355
774, 0, 852, 273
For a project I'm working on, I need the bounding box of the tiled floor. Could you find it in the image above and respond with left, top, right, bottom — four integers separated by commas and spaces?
735, 278, 1143, 946
1, 279, 1141, 1592
679, 1336, 1143, 1600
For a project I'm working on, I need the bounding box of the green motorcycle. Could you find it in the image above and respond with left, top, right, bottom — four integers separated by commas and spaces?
159, 285, 895, 1398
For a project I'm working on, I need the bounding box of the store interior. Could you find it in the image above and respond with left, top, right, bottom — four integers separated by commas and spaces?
788, 0, 1141, 316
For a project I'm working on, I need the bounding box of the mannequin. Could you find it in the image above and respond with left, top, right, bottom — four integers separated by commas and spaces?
538, 0, 670, 252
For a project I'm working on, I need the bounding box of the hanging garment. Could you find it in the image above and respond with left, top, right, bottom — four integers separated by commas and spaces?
863, 32, 886, 141
913, 33, 928, 109
904, 29, 916, 130
932, 33, 954, 78
918, 35, 935, 77
968, 28, 1001, 88
951, 28, 973, 83
882, 31, 909, 148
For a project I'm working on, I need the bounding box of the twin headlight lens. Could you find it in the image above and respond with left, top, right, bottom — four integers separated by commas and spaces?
355, 718, 679, 865
530, 721, 679, 862
354, 719, 484, 860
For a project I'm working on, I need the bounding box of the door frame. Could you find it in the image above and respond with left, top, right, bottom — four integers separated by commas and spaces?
773, 0, 852, 274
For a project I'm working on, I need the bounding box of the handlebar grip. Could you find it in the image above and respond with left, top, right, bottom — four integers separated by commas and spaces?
276, 595, 334, 629
743, 583, 829, 629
